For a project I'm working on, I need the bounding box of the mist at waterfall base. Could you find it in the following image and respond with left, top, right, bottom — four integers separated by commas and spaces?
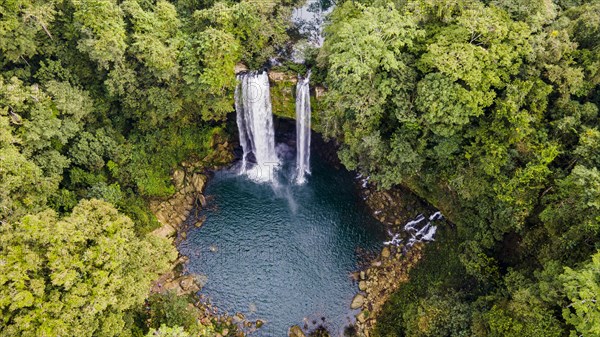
178, 150, 387, 336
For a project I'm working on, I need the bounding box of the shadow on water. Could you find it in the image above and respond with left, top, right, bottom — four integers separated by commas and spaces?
178, 147, 386, 336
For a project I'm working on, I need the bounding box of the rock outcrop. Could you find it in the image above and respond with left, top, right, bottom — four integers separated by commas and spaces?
269, 71, 298, 83
289, 325, 306, 337
150, 171, 207, 234
150, 134, 232, 241
353, 243, 424, 335
351, 294, 365, 309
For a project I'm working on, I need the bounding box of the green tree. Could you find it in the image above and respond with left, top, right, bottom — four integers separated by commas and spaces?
0, 111, 55, 220
146, 325, 191, 337
145, 292, 200, 334
0, 0, 57, 62
122, 0, 182, 80
72, 0, 127, 68
561, 251, 600, 337
0, 199, 177, 336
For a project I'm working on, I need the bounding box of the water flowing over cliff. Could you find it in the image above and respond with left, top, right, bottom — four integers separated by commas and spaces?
235, 71, 279, 182
295, 72, 311, 184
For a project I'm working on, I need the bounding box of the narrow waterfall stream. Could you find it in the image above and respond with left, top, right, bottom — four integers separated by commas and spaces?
235, 71, 279, 181
295, 72, 311, 184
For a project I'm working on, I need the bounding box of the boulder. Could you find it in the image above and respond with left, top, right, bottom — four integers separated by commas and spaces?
288, 325, 306, 337
269, 71, 297, 83
351, 294, 365, 309
357, 311, 367, 323
235, 62, 248, 74
173, 170, 185, 189
195, 215, 207, 228
381, 247, 391, 259
191, 174, 206, 192
174, 255, 189, 265
179, 275, 200, 293
198, 194, 207, 207
182, 184, 193, 195
315, 86, 326, 98
358, 281, 367, 291
151, 224, 176, 239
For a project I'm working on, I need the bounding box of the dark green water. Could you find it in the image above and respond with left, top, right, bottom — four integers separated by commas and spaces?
179, 146, 386, 336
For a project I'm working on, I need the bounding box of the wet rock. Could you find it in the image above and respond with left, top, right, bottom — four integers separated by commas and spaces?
256, 320, 264, 328
179, 275, 200, 293
289, 325, 306, 337
195, 215, 207, 228
381, 247, 391, 259
269, 71, 297, 83
351, 294, 365, 309
175, 255, 189, 265
198, 194, 207, 207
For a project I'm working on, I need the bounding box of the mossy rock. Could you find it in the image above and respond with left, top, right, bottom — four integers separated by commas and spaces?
269, 77, 324, 133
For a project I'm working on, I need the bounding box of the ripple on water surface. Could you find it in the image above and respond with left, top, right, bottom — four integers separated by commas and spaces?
178, 155, 386, 336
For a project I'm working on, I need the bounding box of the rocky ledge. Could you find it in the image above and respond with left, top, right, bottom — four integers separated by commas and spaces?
351, 180, 437, 336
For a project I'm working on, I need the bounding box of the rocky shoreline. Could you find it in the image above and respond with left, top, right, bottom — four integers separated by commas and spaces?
146, 116, 439, 337
347, 179, 438, 337
147, 134, 244, 337
286, 181, 437, 337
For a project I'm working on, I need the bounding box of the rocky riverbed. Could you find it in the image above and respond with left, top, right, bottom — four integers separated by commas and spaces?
348, 179, 438, 337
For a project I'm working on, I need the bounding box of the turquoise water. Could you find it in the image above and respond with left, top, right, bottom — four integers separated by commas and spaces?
179, 146, 385, 336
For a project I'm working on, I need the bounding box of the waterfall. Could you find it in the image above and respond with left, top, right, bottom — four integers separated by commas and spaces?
295, 72, 311, 184
235, 71, 279, 181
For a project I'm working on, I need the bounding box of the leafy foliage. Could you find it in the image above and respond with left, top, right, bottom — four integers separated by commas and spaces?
0, 199, 177, 336
0, 0, 298, 335
320, 0, 600, 336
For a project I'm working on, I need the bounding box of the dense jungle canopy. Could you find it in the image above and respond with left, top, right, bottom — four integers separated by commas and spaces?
0, 0, 599, 336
